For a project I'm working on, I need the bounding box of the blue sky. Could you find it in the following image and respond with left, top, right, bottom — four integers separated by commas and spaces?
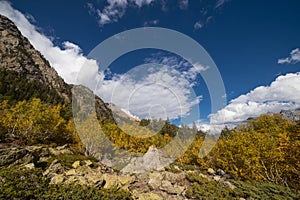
1, 0, 300, 132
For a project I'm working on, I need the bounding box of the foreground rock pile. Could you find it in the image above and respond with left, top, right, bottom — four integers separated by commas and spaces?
0, 144, 237, 200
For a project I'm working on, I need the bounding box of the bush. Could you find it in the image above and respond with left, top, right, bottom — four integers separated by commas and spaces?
185, 173, 299, 200
208, 114, 300, 189
0, 98, 79, 145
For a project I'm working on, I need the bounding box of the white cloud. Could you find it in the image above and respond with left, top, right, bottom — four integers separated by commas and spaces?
179, 0, 188, 10
194, 21, 203, 30
144, 54, 209, 86
215, 0, 226, 9
92, 0, 156, 26
209, 72, 300, 129
97, 57, 205, 120
0, 1, 101, 87
278, 48, 300, 64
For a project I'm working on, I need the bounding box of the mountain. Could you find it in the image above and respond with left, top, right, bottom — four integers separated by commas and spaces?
0, 14, 113, 122
107, 103, 140, 123
280, 109, 300, 121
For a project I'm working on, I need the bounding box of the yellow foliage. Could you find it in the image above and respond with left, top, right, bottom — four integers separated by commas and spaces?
208, 114, 300, 189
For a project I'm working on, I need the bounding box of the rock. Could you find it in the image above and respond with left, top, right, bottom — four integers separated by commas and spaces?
102, 174, 118, 189
0, 146, 40, 167
222, 181, 236, 190
72, 161, 81, 169
160, 180, 185, 195
43, 159, 64, 178
49, 146, 73, 156
76, 165, 93, 176
207, 168, 215, 175
164, 172, 186, 185
173, 165, 181, 171
65, 169, 77, 176
216, 169, 226, 176
77, 176, 88, 185
121, 146, 173, 173
24, 163, 35, 170
198, 173, 209, 180
84, 173, 104, 186
148, 171, 164, 190
65, 176, 77, 184
213, 175, 221, 182
118, 175, 136, 190
102, 174, 135, 190
84, 160, 93, 167
135, 192, 163, 200
50, 174, 64, 184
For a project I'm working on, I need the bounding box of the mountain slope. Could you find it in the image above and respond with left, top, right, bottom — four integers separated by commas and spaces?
0, 14, 113, 122
0, 15, 70, 104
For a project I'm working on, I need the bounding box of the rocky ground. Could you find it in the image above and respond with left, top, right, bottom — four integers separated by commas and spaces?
0, 144, 242, 200
1, 143, 299, 200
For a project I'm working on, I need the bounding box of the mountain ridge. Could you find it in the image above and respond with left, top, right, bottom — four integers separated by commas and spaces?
0, 14, 114, 123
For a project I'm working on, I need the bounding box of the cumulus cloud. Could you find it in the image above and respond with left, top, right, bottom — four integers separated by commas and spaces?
97, 54, 208, 120
97, 64, 202, 120
278, 48, 300, 64
90, 0, 155, 26
144, 53, 209, 86
209, 72, 300, 128
0, 1, 101, 87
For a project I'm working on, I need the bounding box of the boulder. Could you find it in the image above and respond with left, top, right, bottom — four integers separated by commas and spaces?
164, 172, 186, 185
84, 173, 104, 186
43, 159, 64, 178
207, 168, 215, 175
216, 169, 226, 176
76, 165, 93, 176
222, 181, 236, 190
24, 163, 35, 170
84, 160, 93, 167
148, 171, 164, 190
102, 174, 118, 189
160, 180, 185, 195
121, 146, 173, 173
49, 145, 73, 156
72, 161, 81, 169
65, 169, 77, 176
102, 174, 135, 190
213, 175, 221, 182
50, 174, 64, 184
135, 192, 163, 200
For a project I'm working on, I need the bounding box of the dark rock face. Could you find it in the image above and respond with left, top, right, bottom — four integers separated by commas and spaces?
0, 15, 71, 104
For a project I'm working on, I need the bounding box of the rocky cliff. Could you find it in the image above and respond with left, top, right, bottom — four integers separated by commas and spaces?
0, 14, 113, 122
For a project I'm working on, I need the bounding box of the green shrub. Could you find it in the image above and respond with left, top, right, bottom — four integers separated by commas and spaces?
185, 173, 299, 200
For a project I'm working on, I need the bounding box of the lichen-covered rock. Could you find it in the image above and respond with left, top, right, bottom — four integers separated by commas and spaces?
43, 159, 64, 179
50, 174, 64, 184
72, 161, 81, 169
134, 192, 163, 200
207, 168, 215, 175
